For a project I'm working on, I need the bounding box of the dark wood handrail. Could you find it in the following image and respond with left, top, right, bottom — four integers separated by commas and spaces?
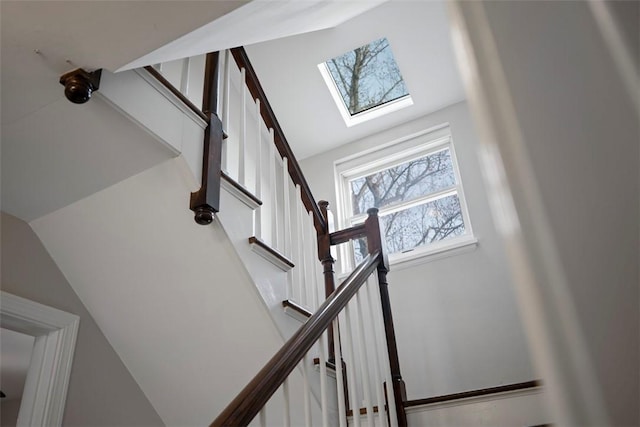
330, 223, 367, 246
143, 66, 208, 122
230, 47, 327, 235
211, 250, 382, 427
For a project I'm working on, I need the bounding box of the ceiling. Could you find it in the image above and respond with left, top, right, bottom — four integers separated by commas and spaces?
0, 328, 34, 401
0, 0, 404, 222
245, 0, 465, 159
0, 1, 251, 221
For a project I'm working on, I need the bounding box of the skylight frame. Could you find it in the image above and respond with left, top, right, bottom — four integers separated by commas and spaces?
318, 39, 413, 127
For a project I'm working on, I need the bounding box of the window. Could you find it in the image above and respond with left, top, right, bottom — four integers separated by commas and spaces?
318, 38, 413, 127
335, 125, 476, 268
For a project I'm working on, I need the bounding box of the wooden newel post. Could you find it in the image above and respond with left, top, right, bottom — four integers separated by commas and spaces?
364, 208, 407, 427
190, 52, 223, 225
318, 200, 336, 361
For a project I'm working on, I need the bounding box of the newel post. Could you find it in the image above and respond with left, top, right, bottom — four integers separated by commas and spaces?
190, 51, 224, 225
318, 200, 336, 361
364, 208, 407, 427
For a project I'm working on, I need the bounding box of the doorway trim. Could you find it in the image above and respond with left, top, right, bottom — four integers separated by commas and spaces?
1, 291, 79, 426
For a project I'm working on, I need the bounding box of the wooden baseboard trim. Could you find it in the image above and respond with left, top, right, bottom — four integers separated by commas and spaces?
404, 380, 542, 408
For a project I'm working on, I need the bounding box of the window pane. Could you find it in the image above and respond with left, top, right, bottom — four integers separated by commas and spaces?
380, 194, 465, 254
325, 38, 409, 115
349, 148, 456, 215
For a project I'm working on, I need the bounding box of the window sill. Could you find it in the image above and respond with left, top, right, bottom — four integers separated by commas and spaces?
388, 235, 478, 271
336, 235, 478, 280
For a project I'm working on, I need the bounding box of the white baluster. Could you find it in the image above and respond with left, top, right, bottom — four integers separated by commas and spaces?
371, 271, 398, 427
319, 329, 329, 427
269, 130, 279, 250
342, 306, 361, 427
355, 291, 374, 427
254, 99, 262, 239
221, 50, 231, 172
282, 378, 291, 427
296, 186, 308, 306
308, 212, 319, 310
364, 280, 389, 427
180, 57, 191, 96
238, 67, 247, 186
282, 158, 291, 256
302, 357, 312, 427
259, 406, 266, 427
283, 158, 293, 298
333, 319, 347, 427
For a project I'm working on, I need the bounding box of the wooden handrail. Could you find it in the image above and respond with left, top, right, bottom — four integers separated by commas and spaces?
230, 47, 327, 235
211, 250, 382, 427
330, 223, 367, 246
143, 66, 208, 122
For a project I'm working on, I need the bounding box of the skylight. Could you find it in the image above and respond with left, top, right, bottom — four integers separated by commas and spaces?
319, 37, 412, 127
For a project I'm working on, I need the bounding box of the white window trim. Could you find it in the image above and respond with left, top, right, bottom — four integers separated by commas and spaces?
317, 62, 414, 127
334, 124, 475, 271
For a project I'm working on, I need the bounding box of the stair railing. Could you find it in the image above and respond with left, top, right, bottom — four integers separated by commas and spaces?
145, 47, 407, 426
212, 208, 405, 426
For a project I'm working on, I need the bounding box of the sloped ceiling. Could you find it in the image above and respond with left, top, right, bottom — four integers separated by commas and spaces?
245, 1, 466, 159
119, 0, 388, 70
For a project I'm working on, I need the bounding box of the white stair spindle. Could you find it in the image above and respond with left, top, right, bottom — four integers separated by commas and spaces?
372, 272, 398, 427
295, 185, 307, 305
301, 209, 313, 309
318, 329, 329, 427
283, 158, 293, 298
180, 57, 191, 96
269, 130, 279, 250
254, 100, 262, 239
221, 50, 231, 172
282, 158, 291, 257
289, 185, 300, 301
342, 306, 361, 427
259, 406, 266, 427
283, 378, 291, 427
333, 319, 347, 427
238, 67, 247, 185
302, 357, 312, 427
364, 280, 389, 427
308, 212, 320, 310
355, 291, 374, 427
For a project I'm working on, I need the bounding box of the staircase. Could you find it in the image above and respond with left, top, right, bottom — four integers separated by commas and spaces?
29, 43, 556, 426
35, 47, 409, 426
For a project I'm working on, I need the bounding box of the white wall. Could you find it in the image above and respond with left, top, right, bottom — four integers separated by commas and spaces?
300, 101, 537, 400
1, 212, 165, 426
473, 2, 639, 424
28, 157, 288, 426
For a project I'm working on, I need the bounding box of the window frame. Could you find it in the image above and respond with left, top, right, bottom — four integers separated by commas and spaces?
334, 124, 477, 271
317, 38, 414, 128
